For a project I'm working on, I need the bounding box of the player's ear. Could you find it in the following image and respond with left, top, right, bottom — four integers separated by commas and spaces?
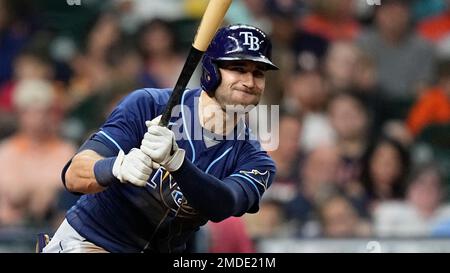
200, 55, 221, 97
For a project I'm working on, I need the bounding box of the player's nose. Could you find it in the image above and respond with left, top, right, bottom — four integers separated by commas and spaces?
241, 72, 255, 89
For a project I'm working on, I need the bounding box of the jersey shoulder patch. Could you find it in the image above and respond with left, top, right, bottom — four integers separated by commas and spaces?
239, 169, 270, 191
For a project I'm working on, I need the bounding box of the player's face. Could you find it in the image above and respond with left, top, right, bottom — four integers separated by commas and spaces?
214, 60, 266, 111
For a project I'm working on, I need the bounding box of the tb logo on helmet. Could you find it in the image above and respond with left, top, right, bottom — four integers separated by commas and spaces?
200, 24, 278, 93
239, 32, 260, 51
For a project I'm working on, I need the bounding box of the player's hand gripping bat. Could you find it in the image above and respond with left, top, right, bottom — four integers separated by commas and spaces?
159, 0, 232, 127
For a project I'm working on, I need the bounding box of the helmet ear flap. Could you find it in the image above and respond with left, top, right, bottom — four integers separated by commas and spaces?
200, 55, 221, 96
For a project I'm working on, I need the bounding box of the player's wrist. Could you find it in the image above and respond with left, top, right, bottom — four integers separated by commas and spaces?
94, 156, 120, 187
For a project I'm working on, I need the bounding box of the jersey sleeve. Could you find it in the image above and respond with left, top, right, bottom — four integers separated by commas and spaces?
98, 88, 168, 153
224, 141, 276, 214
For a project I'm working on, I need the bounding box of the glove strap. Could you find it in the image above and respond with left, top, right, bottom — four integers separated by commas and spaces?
162, 148, 186, 172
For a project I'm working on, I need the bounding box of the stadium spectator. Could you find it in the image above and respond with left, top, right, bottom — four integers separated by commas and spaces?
284, 144, 341, 236
298, 0, 361, 41
406, 58, 450, 137
357, 0, 435, 114
360, 136, 411, 212
327, 92, 370, 188
282, 71, 335, 152
374, 162, 450, 237
417, 0, 450, 44
315, 189, 372, 238
0, 79, 75, 228
136, 18, 187, 89
267, 114, 302, 203
244, 198, 288, 240
323, 40, 361, 94
0, 0, 35, 87
0, 49, 63, 140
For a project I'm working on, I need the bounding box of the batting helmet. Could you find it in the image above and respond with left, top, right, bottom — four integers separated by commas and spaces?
200, 24, 278, 94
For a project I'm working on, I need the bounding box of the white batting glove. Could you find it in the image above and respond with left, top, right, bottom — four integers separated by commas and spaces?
112, 148, 160, 187
141, 116, 186, 172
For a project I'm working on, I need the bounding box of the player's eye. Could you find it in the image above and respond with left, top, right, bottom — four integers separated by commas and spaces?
230, 66, 246, 73
253, 69, 265, 78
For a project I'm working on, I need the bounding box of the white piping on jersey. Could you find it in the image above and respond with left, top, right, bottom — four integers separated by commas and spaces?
230, 174, 261, 201
205, 146, 233, 174
99, 131, 123, 151
181, 89, 196, 163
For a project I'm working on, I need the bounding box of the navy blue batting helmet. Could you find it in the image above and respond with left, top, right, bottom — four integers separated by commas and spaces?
200, 24, 278, 94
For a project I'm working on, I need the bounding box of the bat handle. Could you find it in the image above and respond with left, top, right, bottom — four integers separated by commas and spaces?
159, 47, 204, 127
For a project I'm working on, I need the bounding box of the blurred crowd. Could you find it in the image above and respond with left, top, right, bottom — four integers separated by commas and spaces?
1, 0, 450, 252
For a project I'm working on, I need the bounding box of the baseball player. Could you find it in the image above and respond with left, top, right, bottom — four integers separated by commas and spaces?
43, 24, 278, 253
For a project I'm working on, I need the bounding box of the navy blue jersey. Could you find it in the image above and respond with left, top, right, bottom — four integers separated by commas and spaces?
64, 88, 276, 253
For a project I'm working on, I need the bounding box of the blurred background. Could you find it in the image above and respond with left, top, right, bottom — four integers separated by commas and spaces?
1, 0, 450, 253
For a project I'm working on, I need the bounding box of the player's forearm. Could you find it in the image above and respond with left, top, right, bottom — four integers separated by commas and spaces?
171, 159, 248, 222
65, 150, 107, 194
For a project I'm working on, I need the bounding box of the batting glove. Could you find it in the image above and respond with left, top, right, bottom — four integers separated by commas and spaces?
112, 148, 160, 187
141, 116, 186, 172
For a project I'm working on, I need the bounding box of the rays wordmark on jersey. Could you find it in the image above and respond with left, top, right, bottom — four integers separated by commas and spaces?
147, 168, 199, 218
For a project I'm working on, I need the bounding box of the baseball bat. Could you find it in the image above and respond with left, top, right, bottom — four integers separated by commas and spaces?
159, 0, 232, 127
